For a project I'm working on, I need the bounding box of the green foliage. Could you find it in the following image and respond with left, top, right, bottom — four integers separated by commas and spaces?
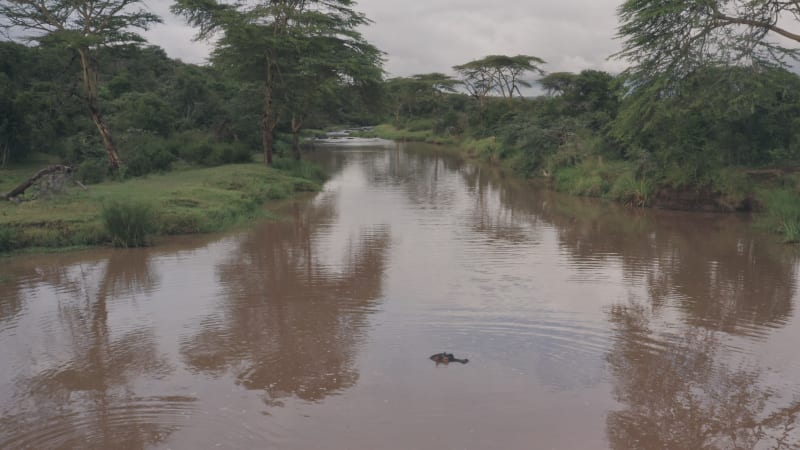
0, 0, 164, 171
612, 66, 800, 184
173, 0, 384, 163
169, 130, 251, 167
117, 130, 177, 177
101, 200, 156, 248
540, 70, 622, 129
110, 92, 177, 136
615, 0, 800, 85
76, 158, 108, 184
384, 74, 461, 124
496, 117, 565, 175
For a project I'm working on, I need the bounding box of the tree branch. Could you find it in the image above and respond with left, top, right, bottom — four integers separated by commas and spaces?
716, 13, 800, 43
3, 165, 73, 201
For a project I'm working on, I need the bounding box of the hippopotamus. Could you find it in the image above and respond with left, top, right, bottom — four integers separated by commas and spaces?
430, 352, 469, 365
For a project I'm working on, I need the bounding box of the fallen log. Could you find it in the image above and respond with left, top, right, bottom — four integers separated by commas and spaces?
3, 165, 73, 201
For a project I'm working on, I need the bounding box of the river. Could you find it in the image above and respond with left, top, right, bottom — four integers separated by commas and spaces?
1, 140, 799, 449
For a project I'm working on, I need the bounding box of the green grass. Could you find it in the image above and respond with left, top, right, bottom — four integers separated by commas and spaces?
0, 162, 323, 253
757, 188, 800, 243
357, 123, 433, 141
355, 124, 459, 145
551, 160, 655, 207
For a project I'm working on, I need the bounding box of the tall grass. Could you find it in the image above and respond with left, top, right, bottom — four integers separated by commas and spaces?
358, 124, 434, 142
759, 189, 800, 243
553, 160, 652, 206
609, 173, 653, 207
102, 200, 156, 247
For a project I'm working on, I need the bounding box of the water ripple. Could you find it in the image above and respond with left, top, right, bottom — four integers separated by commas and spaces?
0, 396, 197, 449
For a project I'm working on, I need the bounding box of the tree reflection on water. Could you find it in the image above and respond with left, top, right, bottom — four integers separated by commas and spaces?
606, 302, 800, 449
181, 194, 391, 405
0, 250, 176, 449
450, 150, 800, 447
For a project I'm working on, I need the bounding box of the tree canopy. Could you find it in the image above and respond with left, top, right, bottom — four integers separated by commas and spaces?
384, 73, 460, 123
172, 0, 382, 165
615, 0, 800, 85
453, 54, 545, 104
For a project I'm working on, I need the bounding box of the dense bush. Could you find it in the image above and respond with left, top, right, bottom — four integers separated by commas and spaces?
117, 130, 177, 177
76, 158, 108, 184
109, 92, 177, 136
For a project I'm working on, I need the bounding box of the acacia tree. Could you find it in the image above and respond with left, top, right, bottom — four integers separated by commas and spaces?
279, 14, 383, 160
538, 72, 577, 97
384, 73, 459, 124
173, 0, 376, 166
616, 0, 800, 84
454, 54, 545, 105
0, 0, 161, 170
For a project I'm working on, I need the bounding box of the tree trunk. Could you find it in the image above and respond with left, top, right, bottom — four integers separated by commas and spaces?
3, 165, 72, 201
291, 114, 303, 161
78, 48, 122, 171
262, 63, 276, 167
89, 105, 122, 170
0, 143, 8, 168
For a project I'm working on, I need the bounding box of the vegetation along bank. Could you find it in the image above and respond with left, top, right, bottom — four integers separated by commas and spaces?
361, 56, 800, 242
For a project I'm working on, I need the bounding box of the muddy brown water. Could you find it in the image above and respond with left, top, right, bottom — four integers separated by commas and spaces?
2, 141, 800, 449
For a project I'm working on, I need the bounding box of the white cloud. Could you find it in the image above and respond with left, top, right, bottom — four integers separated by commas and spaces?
143, 0, 627, 75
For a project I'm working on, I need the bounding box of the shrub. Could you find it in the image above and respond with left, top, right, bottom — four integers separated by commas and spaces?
102, 200, 156, 247
170, 130, 253, 166
117, 130, 176, 177
205, 142, 252, 166
110, 92, 177, 136
76, 158, 108, 184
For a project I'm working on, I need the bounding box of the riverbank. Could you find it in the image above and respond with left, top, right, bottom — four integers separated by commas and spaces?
358, 124, 800, 243
0, 159, 325, 254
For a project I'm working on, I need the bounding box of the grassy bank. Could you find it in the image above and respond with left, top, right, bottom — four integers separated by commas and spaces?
356, 124, 460, 146
0, 159, 325, 253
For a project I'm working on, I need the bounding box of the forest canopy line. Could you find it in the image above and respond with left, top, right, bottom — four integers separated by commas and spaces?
1, 0, 800, 247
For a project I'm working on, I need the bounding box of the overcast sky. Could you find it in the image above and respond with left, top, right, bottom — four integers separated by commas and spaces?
144, 0, 627, 77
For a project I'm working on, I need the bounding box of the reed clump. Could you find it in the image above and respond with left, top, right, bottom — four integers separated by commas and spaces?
102, 200, 156, 247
